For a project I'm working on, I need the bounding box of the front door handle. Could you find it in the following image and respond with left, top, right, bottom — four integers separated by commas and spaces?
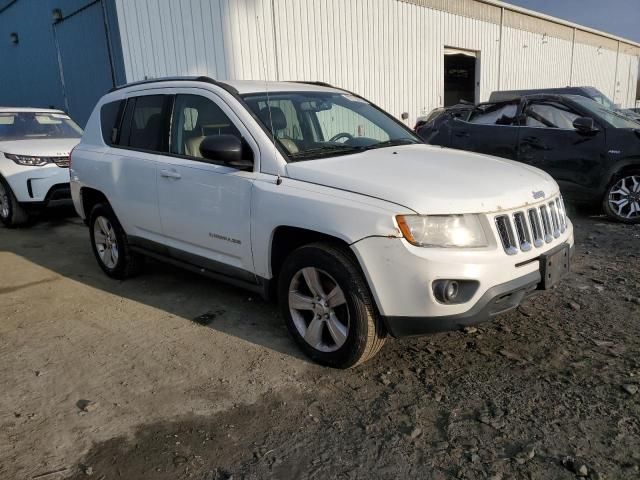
160, 169, 181, 179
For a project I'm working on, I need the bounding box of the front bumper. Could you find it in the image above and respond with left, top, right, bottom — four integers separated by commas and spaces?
382, 270, 540, 336
350, 220, 574, 337
3, 164, 71, 204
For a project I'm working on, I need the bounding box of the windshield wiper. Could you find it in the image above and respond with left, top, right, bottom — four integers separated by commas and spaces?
288, 144, 363, 159
361, 138, 421, 150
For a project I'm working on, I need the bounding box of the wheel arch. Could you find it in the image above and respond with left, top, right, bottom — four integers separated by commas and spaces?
269, 226, 356, 282
79, 187, 111, 222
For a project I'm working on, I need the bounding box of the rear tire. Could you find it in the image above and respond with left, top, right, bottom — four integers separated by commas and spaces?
89, 203, 143, 279
0, 176, 29, 227
278, 242, 386, 368
602, 170, 640, 224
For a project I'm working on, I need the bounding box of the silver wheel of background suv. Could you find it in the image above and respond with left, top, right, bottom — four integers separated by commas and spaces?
93, 216, 119, 269
607, 175, 640, 220
288, 267, 349, 353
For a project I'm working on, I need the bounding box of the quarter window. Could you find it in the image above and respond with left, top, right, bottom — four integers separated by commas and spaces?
170, 94, 241, 159
100, 100, 125, 145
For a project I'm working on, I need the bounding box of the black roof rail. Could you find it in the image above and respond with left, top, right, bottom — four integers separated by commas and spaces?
290, 81, 337, 89
108, 76, 238, 94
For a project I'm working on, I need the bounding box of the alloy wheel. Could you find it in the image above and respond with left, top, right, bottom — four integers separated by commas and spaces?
608, 175, 640, 220
93, 216, 119, 269
0, 182, 9, 219
288, 267, 349, 353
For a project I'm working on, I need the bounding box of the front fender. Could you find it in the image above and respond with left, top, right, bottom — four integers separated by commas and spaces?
251, 175, 411, 278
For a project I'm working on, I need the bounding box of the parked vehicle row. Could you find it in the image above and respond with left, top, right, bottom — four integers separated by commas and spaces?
66, 77, 573, 367
417, 93, 640, 223
9, 78, 639, 366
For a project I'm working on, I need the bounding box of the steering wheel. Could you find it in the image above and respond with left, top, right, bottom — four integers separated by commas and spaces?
329, 132, 354, 143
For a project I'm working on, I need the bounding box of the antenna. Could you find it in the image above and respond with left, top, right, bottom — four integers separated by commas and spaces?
256, 14, 280, 183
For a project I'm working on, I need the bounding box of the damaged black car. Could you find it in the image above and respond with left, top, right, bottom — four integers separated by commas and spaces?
417, 94, 640, 223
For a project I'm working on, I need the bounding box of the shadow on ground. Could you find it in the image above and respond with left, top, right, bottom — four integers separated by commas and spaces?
0, 206, 307, 363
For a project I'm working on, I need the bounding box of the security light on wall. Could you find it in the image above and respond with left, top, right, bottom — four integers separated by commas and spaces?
9, 32, 18, 45
542, 33, 548, 44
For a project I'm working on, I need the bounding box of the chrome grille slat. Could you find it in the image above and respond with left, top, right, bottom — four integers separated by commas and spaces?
539, 205, 554, 243
513, 212, 532, 251
528, 208, 544, 248
548, 201, 561, 238
495, 215, 519, 255
555, 198, 566, 232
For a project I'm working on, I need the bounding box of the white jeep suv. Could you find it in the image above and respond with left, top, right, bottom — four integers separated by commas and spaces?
0, 108, 82, 226
70, 77, 573, 368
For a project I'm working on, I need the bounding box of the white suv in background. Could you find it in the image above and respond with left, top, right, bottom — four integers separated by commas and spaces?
70, 78, 574, 368
0, 108, 82, 226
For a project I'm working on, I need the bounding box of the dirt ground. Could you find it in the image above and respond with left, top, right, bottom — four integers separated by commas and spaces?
0, 206, 639, 480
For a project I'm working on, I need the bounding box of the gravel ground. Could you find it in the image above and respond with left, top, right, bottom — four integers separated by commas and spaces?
0, 206, 639, 479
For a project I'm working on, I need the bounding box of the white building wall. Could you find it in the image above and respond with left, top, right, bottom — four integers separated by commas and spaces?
114, 0, 640, 125
572, 43, 618, 99
499, 27, 573, 90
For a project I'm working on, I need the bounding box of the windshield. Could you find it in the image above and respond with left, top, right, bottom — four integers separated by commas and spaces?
0, 112, 83, 141
242, 92, 420, 161
586, 90, 617, 111
568, 96, 640, 129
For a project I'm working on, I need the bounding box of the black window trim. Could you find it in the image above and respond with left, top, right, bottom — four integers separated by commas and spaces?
105, 91, 256, 172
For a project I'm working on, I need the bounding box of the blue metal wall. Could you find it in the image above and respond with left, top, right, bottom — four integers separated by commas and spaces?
0, 0, 126, 126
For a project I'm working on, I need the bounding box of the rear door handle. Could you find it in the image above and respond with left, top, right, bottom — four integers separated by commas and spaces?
160, 169, 181, 179
454, 131, 470, 138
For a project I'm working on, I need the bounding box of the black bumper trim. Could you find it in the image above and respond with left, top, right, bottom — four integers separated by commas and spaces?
18, 183, 72, 211
382, 270, 542, 337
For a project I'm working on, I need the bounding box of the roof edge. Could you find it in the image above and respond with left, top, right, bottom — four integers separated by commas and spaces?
480, 0, 640, 48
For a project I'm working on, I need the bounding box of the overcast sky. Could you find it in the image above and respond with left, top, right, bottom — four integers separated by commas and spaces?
502, 0, 640, 43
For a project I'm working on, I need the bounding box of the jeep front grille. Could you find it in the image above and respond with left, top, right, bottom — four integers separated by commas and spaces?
495, 196, 568, 255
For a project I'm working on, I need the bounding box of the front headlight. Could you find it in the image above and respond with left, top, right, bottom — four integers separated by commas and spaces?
396, 214, 488, 247
5, 153, 50, 167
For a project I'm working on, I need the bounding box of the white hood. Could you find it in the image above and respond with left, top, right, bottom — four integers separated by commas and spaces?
0, 138, 80, 157
285, 144, 559, 214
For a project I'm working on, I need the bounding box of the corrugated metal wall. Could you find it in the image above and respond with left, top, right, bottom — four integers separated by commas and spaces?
0, 0, 66, 111
114, 0, 640, 124
0, 0, 126, 125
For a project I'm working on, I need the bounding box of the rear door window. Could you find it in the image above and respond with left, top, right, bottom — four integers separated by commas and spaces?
118, 95, 171, 152
468, 104, 518, 125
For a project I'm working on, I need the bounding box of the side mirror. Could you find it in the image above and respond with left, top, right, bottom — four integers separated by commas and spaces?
199, 134, 253, 170
573, 117, 598, 133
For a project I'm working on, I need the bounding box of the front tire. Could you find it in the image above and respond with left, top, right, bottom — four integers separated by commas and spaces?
278, 243, 386, 368
89, 203, 143, 279
0, 176, 29, 227
603, 170, 640, 224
